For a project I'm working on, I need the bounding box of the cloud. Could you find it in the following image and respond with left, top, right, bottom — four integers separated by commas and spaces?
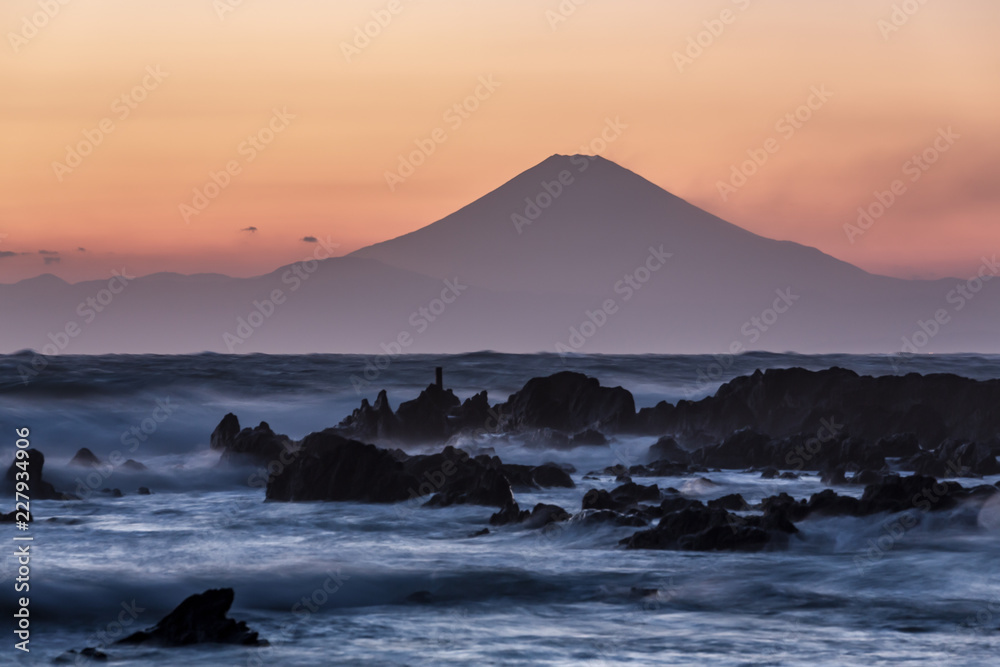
0, 251, 17, 259
241, 226, 258, 233
38, 249, 59, 255
302, 236, 318, 243
77, 247, 86, 252
43, 256, 61, 264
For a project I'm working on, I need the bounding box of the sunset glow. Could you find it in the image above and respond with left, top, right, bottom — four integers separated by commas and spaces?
2, 0, 997, 283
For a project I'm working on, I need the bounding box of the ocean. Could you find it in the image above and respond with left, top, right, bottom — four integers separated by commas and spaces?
2, 352, 1000, 665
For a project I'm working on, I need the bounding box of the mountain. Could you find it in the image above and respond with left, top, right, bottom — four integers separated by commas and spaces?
1, 155, 997, 355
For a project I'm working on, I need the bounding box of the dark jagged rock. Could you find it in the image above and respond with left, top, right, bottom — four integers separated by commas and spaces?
138, 486, 152, 495
119, 588, 265, 647
759, 474, 998, 522
219, 421, 292, 465
760, 466, 779, 479
577, 509, 649, 527
582, 482, 660, 513
489, 502, 571, 529
621, 505, 794, 551
450, 391, 494, 432
648, 436, 690, 464
873, 433, 922, 459
571, 429, 608, 447
209, 413, 241, 451
69, 448, 102, 468
500, 462, 575, 490
523, 503, 572, 529
121, 459, 147, 471
707, 493, 747, 511
632, 367, 1000, 451
3, 449, 64, 500
337, 390, 401, 441
901, 440, 1000, 478
490, 501, 530, 526
498, 371, 636, 433
395, 384, 461, 441
266, 433, 514, 508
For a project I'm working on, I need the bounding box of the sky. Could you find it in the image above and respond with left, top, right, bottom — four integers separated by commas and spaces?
1, 0, 997, 284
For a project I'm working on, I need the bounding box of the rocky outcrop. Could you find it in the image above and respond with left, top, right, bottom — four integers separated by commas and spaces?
209, 413, 241, 451
633, 368, 1000, 450
3, 449, 65, 501
336, 389, 401, 441
118, 588, 266, 647
394, 383, 461, 442
69, 448, 102, 468
497, 371, 636, 433
621, 505, 796, 552
213, 418, 292, 465
265, 432, 515, 508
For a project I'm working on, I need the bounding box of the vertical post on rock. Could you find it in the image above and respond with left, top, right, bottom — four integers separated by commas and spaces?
435, 366, 443, 390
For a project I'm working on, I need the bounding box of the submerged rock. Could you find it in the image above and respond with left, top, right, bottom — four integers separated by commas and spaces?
118, 588, 266, 647
621, 505, 795, 552
69, 447, 102, 468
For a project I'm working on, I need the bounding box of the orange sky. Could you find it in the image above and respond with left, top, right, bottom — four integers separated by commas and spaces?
1, 0, 998, 283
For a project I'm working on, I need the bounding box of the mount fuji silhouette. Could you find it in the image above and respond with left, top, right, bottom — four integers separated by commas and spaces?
2, 155, 997, 354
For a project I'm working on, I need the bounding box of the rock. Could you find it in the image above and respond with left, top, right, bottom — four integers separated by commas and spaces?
57, 647, 108, 662
69, 448, 102, 468
490, 501, 530, 526
111, 488, 123, 498
450, 391, 494, 432
219, 421, 292, 465
118, 588, 266, 647
522, 503, 572, 529
577, 509, 649, 527
707, 493, 747, 511
571, 429, 608, 447
337, 390, 401, 441
498, 371, 636, 433
582, 482, 659, 512
210, 413, 241, 451
469, 528, 490, 537
632, 368, 1000, 451
395, 384, 461, 442
621, 505, 794, 551
138, 487, 152, 495
648, 437, 690, 464
529, 463, 575, 488
696, 429, 773, 470
3, 449, 64, 500
902, 440, 1000, 478
266, 432, 514, 508
405, 591, 434, 604
121, 459, 147, 471
760, 467, 779, 479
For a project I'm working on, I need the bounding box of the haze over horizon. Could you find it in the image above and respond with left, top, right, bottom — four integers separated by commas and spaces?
2, 0, 998, 284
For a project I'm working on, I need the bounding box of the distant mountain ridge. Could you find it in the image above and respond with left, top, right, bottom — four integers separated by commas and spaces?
1, 155, 997, 354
